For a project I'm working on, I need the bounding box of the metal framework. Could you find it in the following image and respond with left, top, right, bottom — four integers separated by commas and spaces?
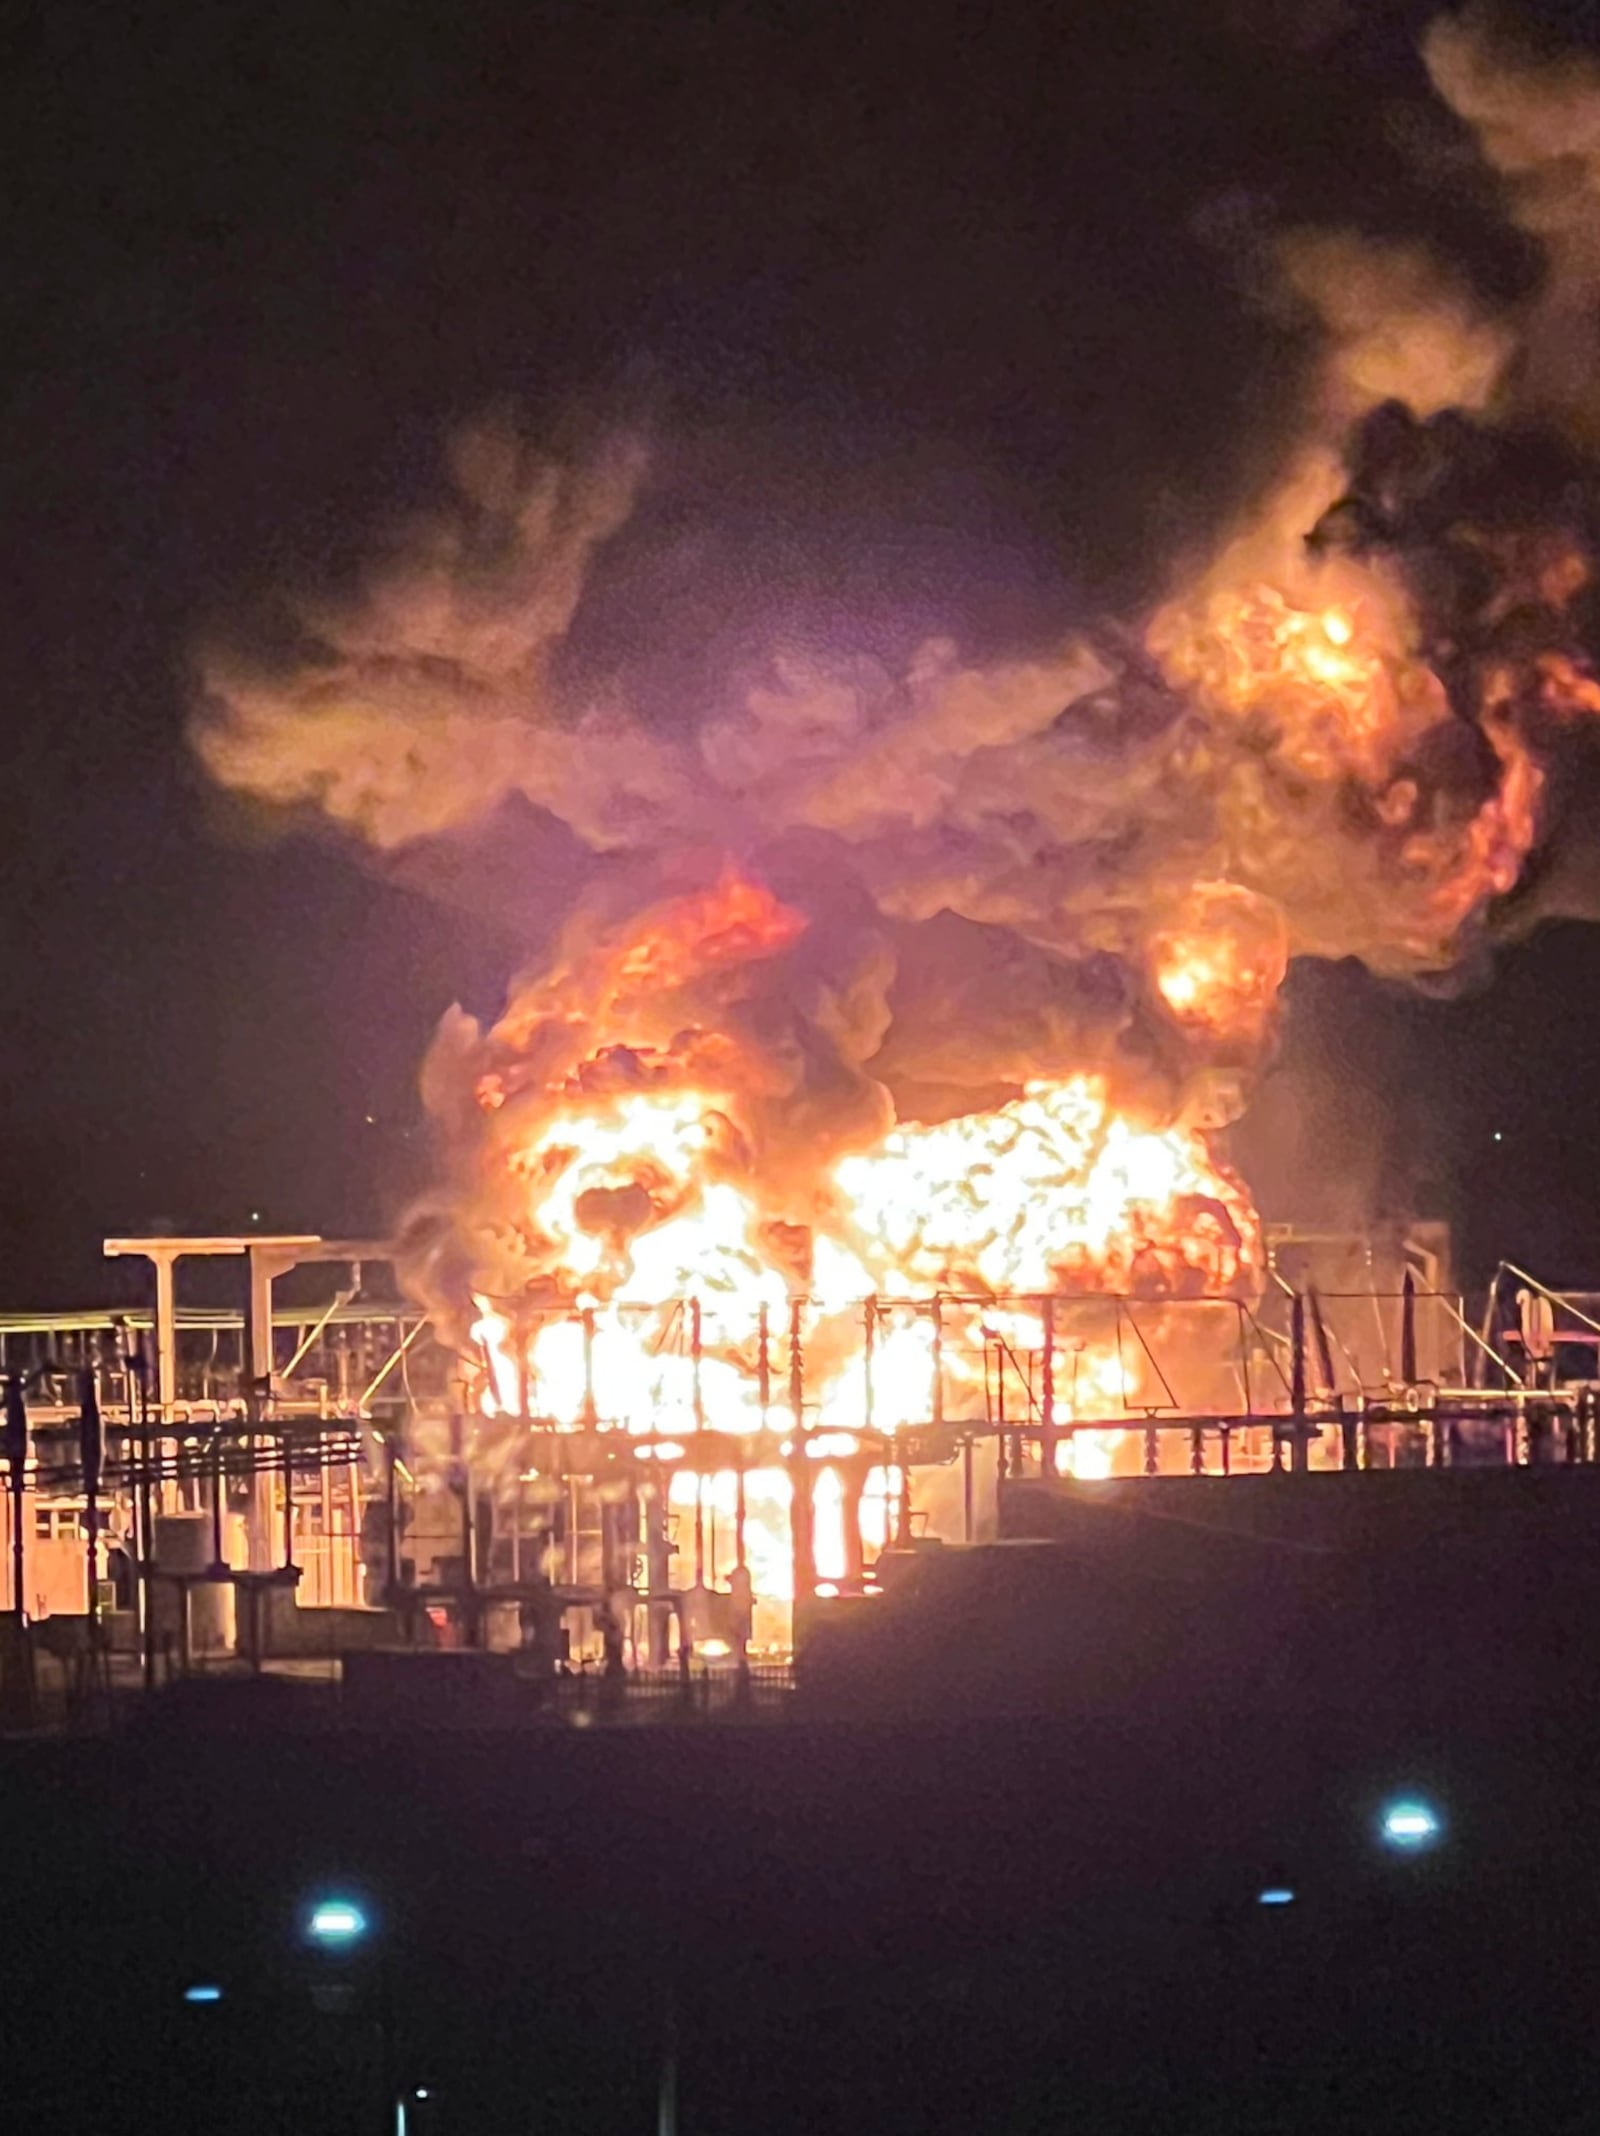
7, 1224, 1600, 1727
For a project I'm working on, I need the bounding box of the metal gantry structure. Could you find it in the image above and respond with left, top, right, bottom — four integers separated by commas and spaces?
4, 1222, 1599, 1719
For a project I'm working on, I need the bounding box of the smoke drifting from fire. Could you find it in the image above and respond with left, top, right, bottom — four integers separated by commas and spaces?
194, 429, 686, 851
1425, 10, 1600, 438
192, 9, 1600, 1346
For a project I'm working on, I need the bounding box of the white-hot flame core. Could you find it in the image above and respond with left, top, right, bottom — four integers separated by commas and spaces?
467, 1066, 1255, 1604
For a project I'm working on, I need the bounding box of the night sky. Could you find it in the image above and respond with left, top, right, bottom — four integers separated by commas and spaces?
3, 0, 1598, 1307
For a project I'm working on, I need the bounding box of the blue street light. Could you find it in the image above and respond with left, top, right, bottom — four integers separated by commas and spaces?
1380, 1797, 1443, 1851
306, 1897, 370, 1948
1257, 1887, 1296, 1906
183, 1983, 224, 2005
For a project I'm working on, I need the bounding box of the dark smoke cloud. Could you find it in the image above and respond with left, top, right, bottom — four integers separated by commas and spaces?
191, 7, 1600, 1307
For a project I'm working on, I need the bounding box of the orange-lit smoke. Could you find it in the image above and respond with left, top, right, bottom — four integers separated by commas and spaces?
189, 13, 1600, 1627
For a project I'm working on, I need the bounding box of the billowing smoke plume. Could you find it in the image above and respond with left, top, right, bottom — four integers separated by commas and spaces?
1425, 9, 1600, 438
192, 9, 1600, 1338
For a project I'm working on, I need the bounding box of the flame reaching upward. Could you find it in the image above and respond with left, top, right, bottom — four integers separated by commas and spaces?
191, 11, 1600, 1632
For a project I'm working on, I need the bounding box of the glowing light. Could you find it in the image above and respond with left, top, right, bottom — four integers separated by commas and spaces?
1151, 884, 1289, 1047
1256, 1888, 1296, 1907
307, 1899, 369, 1946
456, 873, 1259, 1629
1379, 1799, 1442, 1850
183, 1983, 224, 2004
696, 1638, 732, 1659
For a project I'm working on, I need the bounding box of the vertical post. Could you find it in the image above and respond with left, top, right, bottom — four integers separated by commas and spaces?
385, 1436, 400, 1598
319, 1446, 334, 1605
995, 1345, 1009, 1484
511, 1315, 528, 1597
80, 1364, 101, 1628
131, 1335, 158, 1687
4, 1377, 26, 1620
280, 1432, 295, 1568
862, 1297, 876, 1434
345, 1453, 361, 1611
580, 1308, 598, 1429
657, 1987, 678, 2136
1400, 1268, 1418, 1389
843, 1460, 866, 1589
962, 1433, 974, 1541
1190, 1423, 1204, 1475
757, 1304, 771, 1432
515, 1313, 530, 1426
1039, 1296, 1056, 1479
153, 1252, 178, 1413
931, 1296, 944, 1429
788, 1300, 813, 1621
246, 1249, 279, 1574
448, 1405, 469, 1637
1308, 1290, 1338, 1400
209, 1429, 225, 1569
1289, 1291, 1309, 1474
247, 1250, 275, 1387
690, 1298, 705, 1589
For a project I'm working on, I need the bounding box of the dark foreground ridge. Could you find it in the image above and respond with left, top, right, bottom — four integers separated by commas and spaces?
6, 1701, 1599, 2136
6, 1467, 1600, 2134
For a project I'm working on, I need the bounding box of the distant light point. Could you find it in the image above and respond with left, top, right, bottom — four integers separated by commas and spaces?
1380, 1798, 1442, 1850
306, 1898, 368, 1945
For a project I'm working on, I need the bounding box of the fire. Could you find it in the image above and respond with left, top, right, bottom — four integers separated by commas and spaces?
462, 901, 1258, 1624
1148, 456, 1447, 784
1151, 884, 1290, 1051
833, 1077, 1254, 1299
187, 22, 1600, 1668
470, 1072, 1250, 1415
